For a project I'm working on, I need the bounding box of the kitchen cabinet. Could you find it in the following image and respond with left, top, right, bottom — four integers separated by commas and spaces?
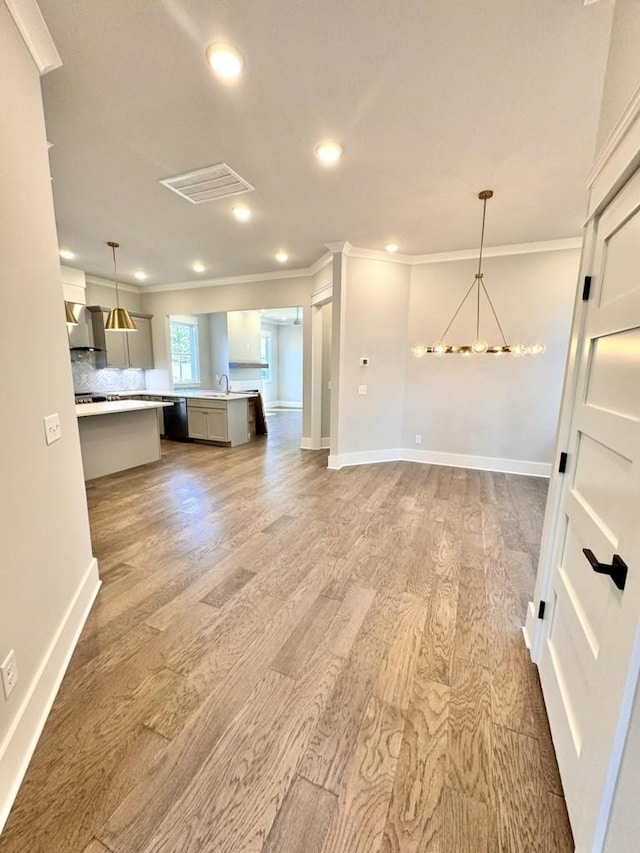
126, 315, 154, 369
87, 306, 154, 369
187, 397, 250, 446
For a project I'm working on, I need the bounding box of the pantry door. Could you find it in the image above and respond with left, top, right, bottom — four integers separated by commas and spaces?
537, 167, 640, 852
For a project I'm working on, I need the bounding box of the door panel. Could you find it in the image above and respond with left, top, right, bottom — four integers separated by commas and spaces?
538, 167, 640, 851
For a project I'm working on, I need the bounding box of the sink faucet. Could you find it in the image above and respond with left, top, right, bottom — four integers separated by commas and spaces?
219, 373, 230, 394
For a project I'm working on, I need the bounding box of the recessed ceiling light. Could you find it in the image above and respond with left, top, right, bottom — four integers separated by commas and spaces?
59, 249, 75, 260
275, 250, 289, 263
315, 141, 343, 165
386, 244, 399, 253
206, 43, 244, 80
134, 270, 147, 281
232, 204, 252, 222
192, 262, 206, 273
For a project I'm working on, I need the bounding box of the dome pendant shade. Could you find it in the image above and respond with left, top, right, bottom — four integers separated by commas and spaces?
105, 240, 137, 331
105, 307, 137, 330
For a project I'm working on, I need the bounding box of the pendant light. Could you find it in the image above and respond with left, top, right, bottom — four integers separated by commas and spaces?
411, 190, 544, 358
293, 306, 302, 326
104, 241, 137, 331
65, 301, 78, 326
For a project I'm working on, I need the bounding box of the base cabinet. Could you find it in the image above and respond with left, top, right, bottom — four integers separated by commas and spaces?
187, 398, 250, 446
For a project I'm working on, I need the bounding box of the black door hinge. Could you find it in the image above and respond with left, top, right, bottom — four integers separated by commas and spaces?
538, 600, 546, 620
558, 452, 568, 473
582, 275, 592, 301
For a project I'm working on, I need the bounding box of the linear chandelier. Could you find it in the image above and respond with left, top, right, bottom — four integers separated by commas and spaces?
411, 190, 544, 358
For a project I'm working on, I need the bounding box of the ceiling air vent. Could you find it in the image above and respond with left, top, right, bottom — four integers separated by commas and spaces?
159, 163, 254, 204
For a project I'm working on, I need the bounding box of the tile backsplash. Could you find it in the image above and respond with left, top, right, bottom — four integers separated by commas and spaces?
72, 356, 146, 393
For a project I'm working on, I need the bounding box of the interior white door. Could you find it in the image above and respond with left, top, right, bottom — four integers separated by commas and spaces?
538, 167, 640, 852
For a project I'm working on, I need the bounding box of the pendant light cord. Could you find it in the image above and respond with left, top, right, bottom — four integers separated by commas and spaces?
111, 243, 121, 309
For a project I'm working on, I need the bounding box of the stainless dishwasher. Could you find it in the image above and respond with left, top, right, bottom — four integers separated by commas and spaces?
161, 396, 189, 440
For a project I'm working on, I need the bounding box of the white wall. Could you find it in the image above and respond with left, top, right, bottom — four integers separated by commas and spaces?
277, 324, 303, 405
596, 0, 640, 153
208, 312, 230, 388
331, 256, 411, 463
404, 248, 579, 469
0, 5, 98, 830
85, 275, 142, 312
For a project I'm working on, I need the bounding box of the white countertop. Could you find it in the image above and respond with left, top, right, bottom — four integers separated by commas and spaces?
117, 390, 258, 400
76, 400, 172, 418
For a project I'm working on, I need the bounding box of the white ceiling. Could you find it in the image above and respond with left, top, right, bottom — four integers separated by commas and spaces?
39, 0, 613, 286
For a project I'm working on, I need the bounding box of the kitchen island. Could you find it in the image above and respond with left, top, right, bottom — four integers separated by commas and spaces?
76, 399, 171, 481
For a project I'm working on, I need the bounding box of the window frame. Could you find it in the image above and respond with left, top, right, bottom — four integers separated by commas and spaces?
260, 330, 272, 383
170, 318, 201, 387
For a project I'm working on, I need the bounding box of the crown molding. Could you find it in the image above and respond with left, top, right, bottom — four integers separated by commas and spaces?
139, 236, 582, 296
4, 0, 61, 75
85, 274, 142, 295
309, 251, 332, 275
337, 237, 581, 265
142, 266, 315, 294
588, 83, 640, 189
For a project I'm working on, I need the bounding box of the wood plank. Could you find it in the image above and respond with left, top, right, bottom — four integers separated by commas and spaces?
446, 658, 492, 803
437, 786, 488, 853
271, 595, 340, 680
320, 696, 404, 853
373, 594, 428, 712
381, 681, 449, 852
261, 514, 297, 534
82, 841, 113, 853
261, 775, 337, 853
489, 723, 548, 852
200, 566, 256, 608
327, 584, 376, 659
139, 650, 342, 853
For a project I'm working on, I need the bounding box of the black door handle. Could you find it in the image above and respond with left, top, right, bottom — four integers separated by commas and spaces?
582, 549, 628, 591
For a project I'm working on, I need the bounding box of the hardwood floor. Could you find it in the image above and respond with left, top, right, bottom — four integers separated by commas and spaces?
0, 412, 573, 852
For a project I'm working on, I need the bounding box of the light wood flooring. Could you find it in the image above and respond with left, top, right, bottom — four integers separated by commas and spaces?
0, 412, 573, 852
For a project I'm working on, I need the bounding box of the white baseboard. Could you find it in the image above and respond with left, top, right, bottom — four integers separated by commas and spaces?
273, 401, 303, 409
300, 436, 331, 450
0, 558, 101, 833
523, 600, 538, 659
401, 448, 551, 477
328, 448, 402, 470
328, 447, 551, 477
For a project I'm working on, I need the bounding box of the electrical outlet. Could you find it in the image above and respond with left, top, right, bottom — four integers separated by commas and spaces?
1, 650, 18, 699
44, 413, 62, 445
415, 434, 422, 445
358, 385, 367, 395
328, 381, 332, 390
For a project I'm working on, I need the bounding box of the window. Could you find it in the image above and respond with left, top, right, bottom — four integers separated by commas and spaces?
170, 319, 200, 385
261, 331, 272, 382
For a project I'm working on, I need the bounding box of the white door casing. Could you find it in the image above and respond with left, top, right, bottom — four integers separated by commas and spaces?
537, 167, 640, 852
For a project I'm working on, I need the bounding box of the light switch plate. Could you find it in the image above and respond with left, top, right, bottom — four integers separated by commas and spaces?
44, 413, 62, 445
358, 385, 367, 395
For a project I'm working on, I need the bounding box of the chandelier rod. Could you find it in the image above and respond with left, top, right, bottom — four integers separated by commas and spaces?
479, 278, 509, 346
438, 278, 477, 342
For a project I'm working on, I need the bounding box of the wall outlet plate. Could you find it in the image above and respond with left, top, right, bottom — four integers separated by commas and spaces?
44, 413, 62, 445
1, 649, 18, 699
415, 434, 422, 445
358, 385, 367, 395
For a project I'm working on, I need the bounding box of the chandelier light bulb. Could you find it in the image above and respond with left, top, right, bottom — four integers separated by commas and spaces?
511, 344, 525, 357
531, 341, 546, 356
461, 349, 472, 358
472, 339, 488, 354
411, 344, 428, 358
433, 341, 447, 355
